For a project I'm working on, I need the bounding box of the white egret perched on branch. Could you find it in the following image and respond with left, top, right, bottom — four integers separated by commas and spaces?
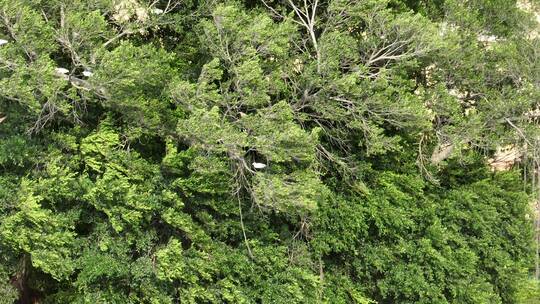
252, 162, 266, 169
55, 67, 69, 74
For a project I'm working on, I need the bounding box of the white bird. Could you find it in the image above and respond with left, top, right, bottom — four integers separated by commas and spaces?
152, 8, 164, 14
252, 162, 266, 169
82, 70, 93, 77
0, 39, 8, 46
55, 67, 69, 74
477, 34, 498, 43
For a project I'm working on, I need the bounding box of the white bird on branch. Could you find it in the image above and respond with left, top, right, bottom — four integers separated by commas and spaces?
55, 67, 69, 74
252, 162, 266, 169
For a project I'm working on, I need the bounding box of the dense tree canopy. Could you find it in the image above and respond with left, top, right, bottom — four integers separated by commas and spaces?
0, 0, 539, 303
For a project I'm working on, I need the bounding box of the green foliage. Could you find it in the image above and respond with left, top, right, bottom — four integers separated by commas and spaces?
1, 181, 77, 280
0, 0, 538, 303
516, 279, 540, 304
